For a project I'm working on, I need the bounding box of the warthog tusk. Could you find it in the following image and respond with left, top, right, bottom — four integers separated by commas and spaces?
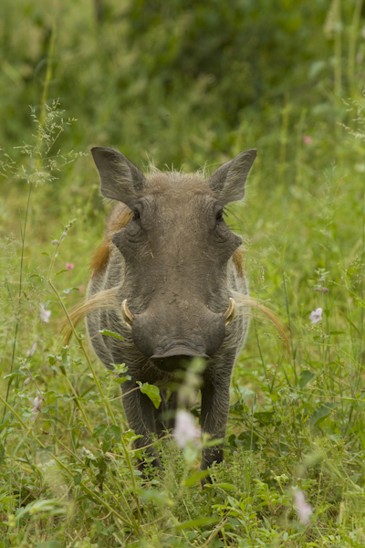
121, 299, 134, 326
224, 297, 236, 325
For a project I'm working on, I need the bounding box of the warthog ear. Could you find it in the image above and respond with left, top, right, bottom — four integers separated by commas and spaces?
209, 149, 257, 203
91, 147, 146, 205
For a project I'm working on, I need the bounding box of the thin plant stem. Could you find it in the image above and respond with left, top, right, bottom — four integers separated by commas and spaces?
360, 185, 365, 354
59, 366, 94, 435
1, 183, 33, 422
39, 22, 56, 133
334, 0, 343, 99
347, 0, 363, 96
282, 272, 298, 385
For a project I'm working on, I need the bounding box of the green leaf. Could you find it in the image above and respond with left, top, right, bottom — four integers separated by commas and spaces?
36, 542, 63, 548
253, 411, 275, 425
117, 375, 132, 384
93, 424, 121, 452
212, 482, 236, 492
175, 517, 217, 530
15, 499, 66, 521
99, 329, 124, 341
310, 403, 336, 427
138, 488, 172, 506
183, 469, 211, 487
299, 370, 315, 389
0, 442, 5, 464
137, 381, 161, 409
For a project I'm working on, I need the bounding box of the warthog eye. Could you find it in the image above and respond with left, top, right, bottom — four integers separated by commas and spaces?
132, 208, 141, 221
215, 208, 224, 223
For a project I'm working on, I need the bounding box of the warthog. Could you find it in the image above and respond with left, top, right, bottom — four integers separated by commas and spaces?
86, 146, 256, 471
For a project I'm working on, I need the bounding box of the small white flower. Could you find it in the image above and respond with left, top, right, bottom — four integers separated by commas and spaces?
309, 307, 322, 324
39, 304, 51, 323
26, 342, 37, 358
173, 410, 201, 449
294, 489, 313, 525
32, 395, 43, 418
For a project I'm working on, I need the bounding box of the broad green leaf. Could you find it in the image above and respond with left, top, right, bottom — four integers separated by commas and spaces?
137, 381, 161, 409
299, 370, 315, 389
310, 403, 336, 427
183, 469, 210, 487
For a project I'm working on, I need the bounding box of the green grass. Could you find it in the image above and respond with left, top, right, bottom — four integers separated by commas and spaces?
1, 1, 365, 545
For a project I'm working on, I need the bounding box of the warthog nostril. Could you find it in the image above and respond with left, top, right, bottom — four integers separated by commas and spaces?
121, 299, 134, 327
224, 297, 236, 325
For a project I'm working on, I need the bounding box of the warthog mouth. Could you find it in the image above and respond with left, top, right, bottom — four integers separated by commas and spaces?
151, 345, 207, 373
151, 345, 208, 360
120, 297, 237, 328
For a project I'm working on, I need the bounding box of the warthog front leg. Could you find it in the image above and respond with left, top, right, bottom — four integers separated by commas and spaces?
200, 374, 231, 471
121, 380, 161, 467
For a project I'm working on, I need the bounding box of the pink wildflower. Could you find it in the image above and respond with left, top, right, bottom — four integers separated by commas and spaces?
294, 489, 313, 525
173, 410, 201, 449
39, 304, 51, 323
32, 395, 43, 419
303, 135, 313, 145
26, 342, 37, 358
66, 263, 74, 270
309, 307, 323, 324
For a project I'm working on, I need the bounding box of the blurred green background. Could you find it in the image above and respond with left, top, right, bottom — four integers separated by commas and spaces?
1, 0, 363, 162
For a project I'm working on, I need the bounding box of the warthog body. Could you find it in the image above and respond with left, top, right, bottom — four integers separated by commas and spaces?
87, 147, 256, 470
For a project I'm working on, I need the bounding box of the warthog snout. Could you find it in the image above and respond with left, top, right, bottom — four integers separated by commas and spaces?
120, 297, 237, 362
130, 305, 226, 360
